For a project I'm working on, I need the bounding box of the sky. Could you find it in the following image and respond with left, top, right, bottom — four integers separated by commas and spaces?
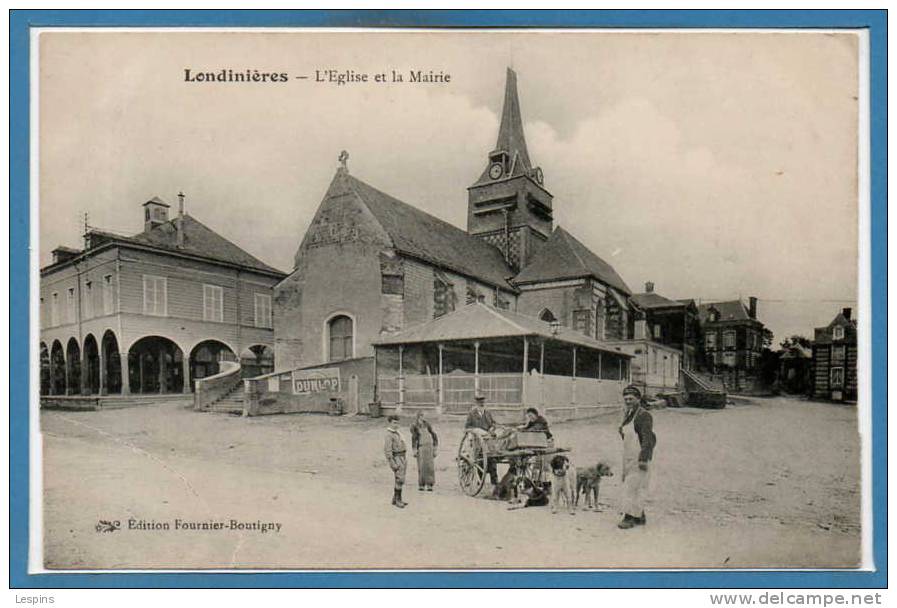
38, 31, 860, 343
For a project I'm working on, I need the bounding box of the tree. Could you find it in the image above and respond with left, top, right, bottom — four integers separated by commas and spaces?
761, 328, 775, 349
779, 334, 811, 350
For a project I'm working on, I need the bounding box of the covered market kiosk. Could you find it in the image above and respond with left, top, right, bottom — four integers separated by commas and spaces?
372, 302, 633, 422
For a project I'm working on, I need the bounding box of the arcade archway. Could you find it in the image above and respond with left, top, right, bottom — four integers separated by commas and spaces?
50, 340, 65, 395
240, 344, 274, 378
189, 340, 237, 388
65, 338, 81, 395
101, 330, 122, 394
82, 334, 100, 395
128, 336, 185, 394
39, 342, 50, 395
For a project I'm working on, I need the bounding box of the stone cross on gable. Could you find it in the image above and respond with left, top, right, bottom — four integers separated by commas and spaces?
338, 150, 349, 172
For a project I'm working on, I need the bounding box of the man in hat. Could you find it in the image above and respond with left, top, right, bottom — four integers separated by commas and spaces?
465, 393, 499, 488
617, 384, 656, 529
384, 415, 408, 508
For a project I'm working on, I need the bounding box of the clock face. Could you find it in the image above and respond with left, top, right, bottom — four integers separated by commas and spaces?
489, 163, 503, 180
534, 167, 544, 185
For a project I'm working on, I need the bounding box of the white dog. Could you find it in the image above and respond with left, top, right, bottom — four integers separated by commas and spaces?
549, 455, 577, 515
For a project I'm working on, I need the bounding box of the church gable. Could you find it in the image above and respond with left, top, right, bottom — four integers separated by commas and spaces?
292, 168, 393, 269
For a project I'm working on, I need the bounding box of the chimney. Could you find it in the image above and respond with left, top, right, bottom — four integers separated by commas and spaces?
176, 191, 185, 249
842, 307, 852, 321
51, 246, 81, 265
748, 296, 758, 319
645, 281, 654, 293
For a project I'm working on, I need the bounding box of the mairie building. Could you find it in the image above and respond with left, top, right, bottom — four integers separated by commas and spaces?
39, 194, 286, 398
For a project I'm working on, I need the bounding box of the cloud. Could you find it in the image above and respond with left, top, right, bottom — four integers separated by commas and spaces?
37, 31, 859, 341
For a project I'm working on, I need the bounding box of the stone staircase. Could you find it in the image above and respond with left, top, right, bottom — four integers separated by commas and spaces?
679, 369, 728, 408
206, 383, 246, 415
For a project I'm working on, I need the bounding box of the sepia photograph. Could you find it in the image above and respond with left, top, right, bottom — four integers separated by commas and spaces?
32, 28, 867, 572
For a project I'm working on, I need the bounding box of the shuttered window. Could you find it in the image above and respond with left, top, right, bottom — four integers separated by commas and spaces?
66, 288, 76, 323
102, 274, 114, 315
723, 330, 736, 349
143, 275, 167, 317
83, 281, 93, 319
203, 284, 224, 322
255, 293, 272, 328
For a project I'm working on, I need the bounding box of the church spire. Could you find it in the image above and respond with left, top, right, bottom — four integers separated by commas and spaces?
495, 67, 532, 172
467, 68, 553, 273
472, 67, 543, 188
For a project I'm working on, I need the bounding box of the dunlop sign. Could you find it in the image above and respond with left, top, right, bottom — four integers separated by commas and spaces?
292, 368, 341, 394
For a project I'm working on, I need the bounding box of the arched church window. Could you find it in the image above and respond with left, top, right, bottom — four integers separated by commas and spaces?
328, 315, 354, 362
539, 309, 557, 323
434, 274, 455, 318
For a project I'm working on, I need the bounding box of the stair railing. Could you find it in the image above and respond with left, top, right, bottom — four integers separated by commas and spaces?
193, 360, 243, 411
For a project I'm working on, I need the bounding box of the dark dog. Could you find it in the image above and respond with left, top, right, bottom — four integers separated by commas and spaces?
575, 462, 613, 510
507, 476, 549, 510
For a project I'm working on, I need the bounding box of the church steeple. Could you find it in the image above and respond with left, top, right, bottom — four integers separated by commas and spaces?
468, 68, 553, 272
497, 68, 531, 170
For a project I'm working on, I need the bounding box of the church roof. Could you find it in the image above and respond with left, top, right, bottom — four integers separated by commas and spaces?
512, 226, 632, 295
334, 170, 516, 289
472, 68, 535, 187
373, 301, 631, 357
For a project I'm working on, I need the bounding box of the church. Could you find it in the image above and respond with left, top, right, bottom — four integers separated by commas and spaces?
272, 68, 655, 416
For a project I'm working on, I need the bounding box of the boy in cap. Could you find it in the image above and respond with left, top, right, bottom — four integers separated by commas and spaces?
384, 415, 408, 508
617, 384, 656, 529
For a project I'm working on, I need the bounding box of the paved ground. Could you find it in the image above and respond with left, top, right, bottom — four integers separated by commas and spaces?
40, 396, 861, 569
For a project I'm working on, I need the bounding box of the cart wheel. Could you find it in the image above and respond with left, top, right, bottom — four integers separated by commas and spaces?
457, 430, 487, 496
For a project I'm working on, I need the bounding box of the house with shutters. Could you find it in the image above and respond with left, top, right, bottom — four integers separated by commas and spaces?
272, 68, 659, 413
697, 298, 765, 372
629, 282, 701, 370
39, 194, 286, 398
811, 308, 858, 402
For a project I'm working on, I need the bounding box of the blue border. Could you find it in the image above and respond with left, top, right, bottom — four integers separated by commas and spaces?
9, 9, 887, 589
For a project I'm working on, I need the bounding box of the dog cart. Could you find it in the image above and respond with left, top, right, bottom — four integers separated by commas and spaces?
456, 428, 570, 497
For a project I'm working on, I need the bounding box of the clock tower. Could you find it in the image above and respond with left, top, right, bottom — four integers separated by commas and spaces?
468, 68, 554, 272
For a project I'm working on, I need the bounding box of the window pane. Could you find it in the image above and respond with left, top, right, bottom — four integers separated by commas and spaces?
328, 315, 353, 360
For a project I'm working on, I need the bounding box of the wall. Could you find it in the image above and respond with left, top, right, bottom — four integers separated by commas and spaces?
812, 343, 858, 402
607, 339, 681, 396
517, 280, 580, 326
245, 357, 375, 416
400, 257, 514, 327
517, 278, 626, 340
40, 248, 119, 336
275, 180, 393, 372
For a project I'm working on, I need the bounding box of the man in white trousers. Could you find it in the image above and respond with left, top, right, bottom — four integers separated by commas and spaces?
618, 385, 656, 529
